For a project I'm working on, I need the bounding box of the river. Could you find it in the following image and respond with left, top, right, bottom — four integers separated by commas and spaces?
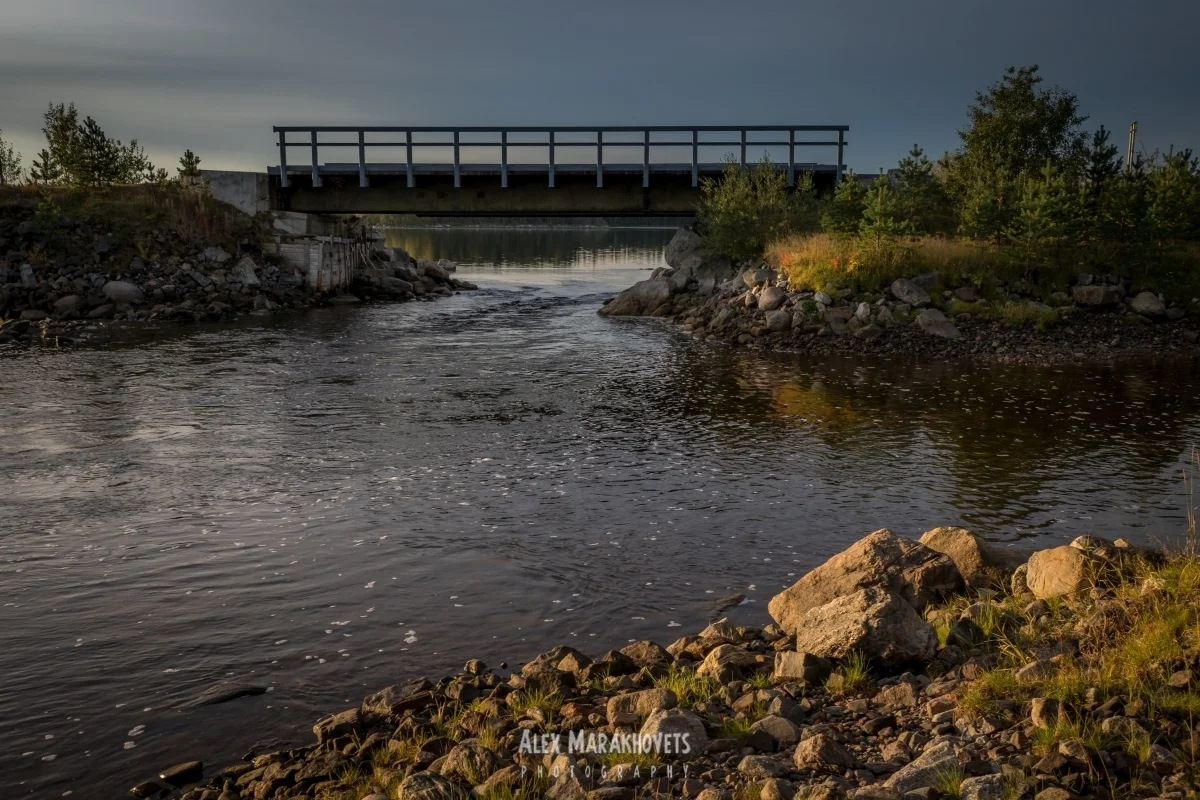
1, 226, 1198, 798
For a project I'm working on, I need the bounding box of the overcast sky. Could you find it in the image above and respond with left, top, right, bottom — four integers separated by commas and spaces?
1, 0, 1197, 176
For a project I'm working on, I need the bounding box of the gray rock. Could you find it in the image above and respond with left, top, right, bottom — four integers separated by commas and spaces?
884, 741, 958, 793
773, 651, 833, 684
20, 309, 48, 321
202, 246, 232, 264
664, 228, 704, 269
959, 774, 1006, 800
791, 588, 939, 667
953, 286, 978, 302
599, 279, 672, 317
419, 260, 450, 281
440, 741, 499, 783
328, 294, 362, 304
813, 291, 833, 306
855, 301, 872, 321
738, 754, 788, 778
158, 760, 203, 786
890, 278, 931, 307
639, 708, 708, 759
748, 715, 801, 748
230, 256, 260, 286
103, 280, 144, 305
758, 286, 788, 311
764, 309, 791, 332
313, 708, 360, 743
696, 644, 757, 682
1130, 291, 1166, 318
20, 263, 37, 289
915, 308, 960, 339
87, 304, 115, 319
793, 733, 855, 771
437, 258, 458, 273
1072, 284, 1121, 306
606, 688, 677, 725
397, 771, 464, 800
184, 682, 268, 708
381, 276, 415, 295
53, 294, 81, 314
93, 234, 110, 254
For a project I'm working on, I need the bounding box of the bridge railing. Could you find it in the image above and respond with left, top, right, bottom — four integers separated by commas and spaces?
272, 125, 848, 190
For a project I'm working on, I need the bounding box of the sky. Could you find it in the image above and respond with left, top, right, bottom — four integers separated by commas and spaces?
1, 0, 1198, 176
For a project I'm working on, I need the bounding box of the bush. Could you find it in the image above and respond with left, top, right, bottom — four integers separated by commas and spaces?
0, 128, 21, 185
859, 176, 914, 237
697, 155, 816, 263
37, 102, 156, 187
820, 170, 868, 234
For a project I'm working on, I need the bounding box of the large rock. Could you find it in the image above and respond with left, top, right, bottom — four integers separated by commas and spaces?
1025, 546, 1091, 599
230, 256, 260, 286
791, 588, 939, 667
419, 260, 451, 281
768, 529, 962, 635
764, 309, 791, 332
664, 228, 704, 269
748, 715, 801, 749
313, 708, 361, 744
890, 278, 930, 307
606, 688, 677, 725
618, 640, 672, 669
696, 644, 757, 682
439, 741, 499, 783
773, 651, 833, 684
918, 527, 1018, 589
397, 771, 463, 800
599, 279, 672, 317
884, 740, 958, 793
793, 733, 855, 771
20, 263, 37, 289
959, 775, 1007, 800
758, 286, 788, 311
1130, 291, 1166, 318
103, 280, 144, 305
914, 308, 960, 339
53, 294, 82, 315
639, 709, 707, 759
202, 246, 232, 264
1072, 284, 1121, 306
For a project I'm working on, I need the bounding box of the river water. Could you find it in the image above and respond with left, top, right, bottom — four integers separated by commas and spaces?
2, 227, 1198, 798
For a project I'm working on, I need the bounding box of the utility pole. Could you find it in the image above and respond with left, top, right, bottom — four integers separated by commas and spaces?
1126, 121, 1138, 172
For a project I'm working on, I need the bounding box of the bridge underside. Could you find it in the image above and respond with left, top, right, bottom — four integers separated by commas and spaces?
269, 164, 841, 217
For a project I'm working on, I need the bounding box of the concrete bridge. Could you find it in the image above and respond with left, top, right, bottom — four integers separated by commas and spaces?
266, 125, 849, 216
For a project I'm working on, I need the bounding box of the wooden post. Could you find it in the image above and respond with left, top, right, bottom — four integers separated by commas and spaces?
501, 130, 508, 188
357, 130, 367, 188
836, 129, 844, 184
739, 129, 746, 167
453, 131, 461, 188
691, 129, 698, 188
405, 131, 414, 188
310, 129, 321, 188
787, 129, 795, 187
278, 129, 289, 189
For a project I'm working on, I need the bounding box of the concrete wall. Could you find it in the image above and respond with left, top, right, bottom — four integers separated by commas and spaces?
202, 170, 270, 216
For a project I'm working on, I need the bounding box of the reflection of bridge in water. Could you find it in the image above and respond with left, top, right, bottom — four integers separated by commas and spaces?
268, 125, 849, 216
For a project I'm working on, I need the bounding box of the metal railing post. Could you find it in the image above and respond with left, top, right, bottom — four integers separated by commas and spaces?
501, 130, 508, 188
310, 129, 321, 188
357, 130, 367, 188
836, 129, 844, 183
596, 130, 603, 188
453, 131, 461, 188
406, 131, 414, 188
548, 130, 555, 188
643, 129, 650, 188
739, 129, 746, 167
278, 129, 289, 189
691, 129, 698, 187
787, 129, 795, 187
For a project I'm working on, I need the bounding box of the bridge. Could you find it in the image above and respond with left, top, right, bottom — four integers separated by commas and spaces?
266, 125, 849, 216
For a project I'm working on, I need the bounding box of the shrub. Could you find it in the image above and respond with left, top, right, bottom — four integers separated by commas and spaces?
860, 176, 914, 236
697, 154, 816, 263
820, 170, 868, 234
37, 102, 156, 187
0, 128, 21, 185
893, 145, 953, 234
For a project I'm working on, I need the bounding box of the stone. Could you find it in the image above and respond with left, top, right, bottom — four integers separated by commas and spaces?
884, 741, 958, 793
738, 754, 788, 778
875, 682, 919, 709
793, 733, 855, 771
768, 529, 962, 635
758, 286, 788, 311
419, 260, 451, 281
618, 640, 671, 669
639, 708, 707, 759
1025, 547, 1091, 599
813, 291, 833, 306
185, 681, 269, 708
958, 774, 1006, 800
792, 588, 939, 667
202, 246, 232, 264
328, 294, 361, 304
397, 771, 463, 800
1129, 291, 1166, 318
764, 309, 792, 332
159, 760, 203, 785
381, 276, 415, 295
606, 688, 677, 725
664, 228, 704, 269
440, 741, 499, 783
20, 263, 38, 288
918, 527, 1020, 589
1029, 698, 1062, 729
760, 778, 796, 800
953, 286, 978, 302
1072, 284, 1121, 306
773, 651, 833, 684
53, 294, 81, 314
437, 258, 457, 273
130, 781, 163, 797
890, 278, 931, 307
854, 324, 883, 341
230, 256, 260, 286
855, 301, 872, 321
20, 309, 48, 321
599, 279, 672, 317
1033, 789, 1070, 800
87, 304, 115, 319
914, 308, 960, 339
313, 708, 361, 743
696, 644, 757, 682
103, 280, 144, 305
1011, 563, 1030, 596
748, 715, 801, 749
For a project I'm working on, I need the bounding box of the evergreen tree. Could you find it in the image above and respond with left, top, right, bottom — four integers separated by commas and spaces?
1084, 126, 1121, 197
1006, 161, 1088, 265
859, 175, 913, 236
820, 170, 868, 234
178, 149, 202, 183
1146, 148, 1200, 243
957, 170, 1016, 241
893, 144, 951, 233
0, 128, 21, 185
30, 148, 62, 184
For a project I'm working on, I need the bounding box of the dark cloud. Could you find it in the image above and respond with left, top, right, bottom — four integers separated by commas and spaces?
1, 0, 1197, 173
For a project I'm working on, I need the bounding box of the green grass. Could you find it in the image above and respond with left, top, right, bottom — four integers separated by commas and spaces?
651, 664, 721, 708
824, 651, 870, 697
932, 765, 965, 799
718, 715, 755, 744
507, 687, 561, 720
745, 672, 775, 690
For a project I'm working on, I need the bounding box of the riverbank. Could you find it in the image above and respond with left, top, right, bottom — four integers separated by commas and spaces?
143, 527, 1199, 800
0, 188, 476, 345
599, 229, 1200, 366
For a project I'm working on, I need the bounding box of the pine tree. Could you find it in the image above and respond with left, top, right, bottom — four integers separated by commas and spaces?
820, 170, 868, 234
178, 149, 202, 183
893, 144, 951, 233
30, 149, 62, 184
1006, 161, 1088, 266
859, 175, 913, 236
1084, 126, 1121, 197
0, 128, 21, 185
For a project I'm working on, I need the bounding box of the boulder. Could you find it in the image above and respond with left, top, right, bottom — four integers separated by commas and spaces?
202, 246, 232, 264
230, 256, 260, 286
103, 280, 144, 305
606, 688, 677, 725
639, 709, 707, 759
381, 276, 415, 295
1025, 546, 1091, 599
696, 644, 757, 682
437, 258, 458, 273
20, 263, 37, 288
758, 286, 788, 311
20, 309, 48, 321
890, 278, 930, 307
1072, 284, 1121, 306
397, 771, 463, 800
768, 529, 962, 635
419, 260, 451, 281
599, 279, 672, 317
313, 708, 361, 743
737, 754, 787, 778
773, 651, 833, 684
764, 309, 791, 332
914, 308, 960, 339
1130, 291, 1166, 318
791, 588, 939, 667
53, 294, 81, 314
748, 715, 800, 749
158, 761, 203, 786
959, 775, 1006, 800
664, 228, 704, 269
884, 740, 958, 793
793, 733, 855, 771
918, 527, 1018, 589
439, 742, 499, 783
618, 640, 672, 669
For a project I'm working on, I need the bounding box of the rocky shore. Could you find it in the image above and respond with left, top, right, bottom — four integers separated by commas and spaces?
599, 229, 1200, 365
0, 197, 476, 345
140, 528, 1200, 800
